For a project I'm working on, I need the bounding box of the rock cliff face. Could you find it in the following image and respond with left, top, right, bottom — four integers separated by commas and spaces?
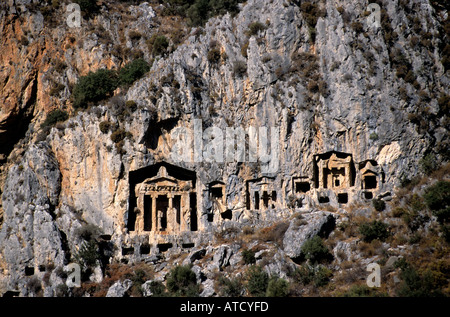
0, 0, 448, 296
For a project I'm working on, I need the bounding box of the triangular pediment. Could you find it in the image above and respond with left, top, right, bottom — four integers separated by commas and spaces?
362, 169, 378, 176
144, 177, 179, 186
143, 166, 179, 185
360, 161, 378, 175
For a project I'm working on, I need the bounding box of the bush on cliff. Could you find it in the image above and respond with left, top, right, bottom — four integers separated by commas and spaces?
72, 69, 118, 109
72, 60, 150, 109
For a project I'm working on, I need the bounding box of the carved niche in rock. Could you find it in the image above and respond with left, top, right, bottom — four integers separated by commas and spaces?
359, 160, 380, 190
207, 181, 231, 221
293, 176, 311, 194
314, 151, 355, 190
246, 177, 278, 211
129, 163, 198, 234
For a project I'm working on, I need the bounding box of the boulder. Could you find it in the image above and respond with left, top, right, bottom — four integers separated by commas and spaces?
106, 279, 132, 297
283, 211, 336, 259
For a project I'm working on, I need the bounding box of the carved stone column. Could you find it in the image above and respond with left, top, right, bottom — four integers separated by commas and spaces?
260, 192, 265, 211
167, 193, 174, 233
151, 194, 157, 232
136, 194, 144, 232
182, 193, 190, 231
345, 165, 351, 187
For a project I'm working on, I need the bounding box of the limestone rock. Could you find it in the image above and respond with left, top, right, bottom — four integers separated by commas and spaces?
0, 144, 64, 294
200, 279, 216, 297
261, 250, 296, 280
106, 279, 132, 297
211, 244, 239, 270
332, 239, 359, 264
283, 211, 337, 259
141, 280, 154, 297
183, 247, 206, 265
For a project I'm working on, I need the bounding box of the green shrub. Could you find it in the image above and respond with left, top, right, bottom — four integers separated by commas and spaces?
266, 276, 289, 297
209, 0, 242, 17
292, 264, 332, 287
217, 276, 244, 297
74, 240, 99, 271
441, 225, 450, 243
163, 0, 243, 26
308, 26, 317, 43
351, 21, 364, 33
41, 109, 69, 129
109, 96, 128, 119
72, 69, 118, 109
298, 1, 325, 42
246, 266, 268, 297
441, 44, 450, 72
26, 276, 42, 295
358, 220, 389, 242
148, 280, 168, 297
246, 21, 266, 37
74, 0, 99, 13
424, 181, 450, 224
207, 47, 221, 64
233, 60, 247, 78
301, 236, 332, 264
396, 261, 445, 297
110, 128, 127, 144
404, 70, 416, 84
307, 80, 319, 93
409, 193, 425, 212
51, 0, 61, 9
401, 209, 429, 232
125, 100, 138, 112
293, 264, 315, 285
342, 284, 387, 297
185, 0, 243, 26
128, 30, 142, 41
420, 152, 439, 175
408, 232, 422, 244
99, 121, 112, 134
392, 207, 407, 218
55, 283, 69, 297
186, 0, 211, 26
148, 35, 169, 56
299, 1, 325, 27
74, 224, 101, 241
242, 249, 256, 265
118, 59, 150, 86
166, 265, 200, 297
437, 93, 450, 115
73, 60, 149, 108
372, 198, 386, 211
313, 265, 332, 287
129, 269, 152, 297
